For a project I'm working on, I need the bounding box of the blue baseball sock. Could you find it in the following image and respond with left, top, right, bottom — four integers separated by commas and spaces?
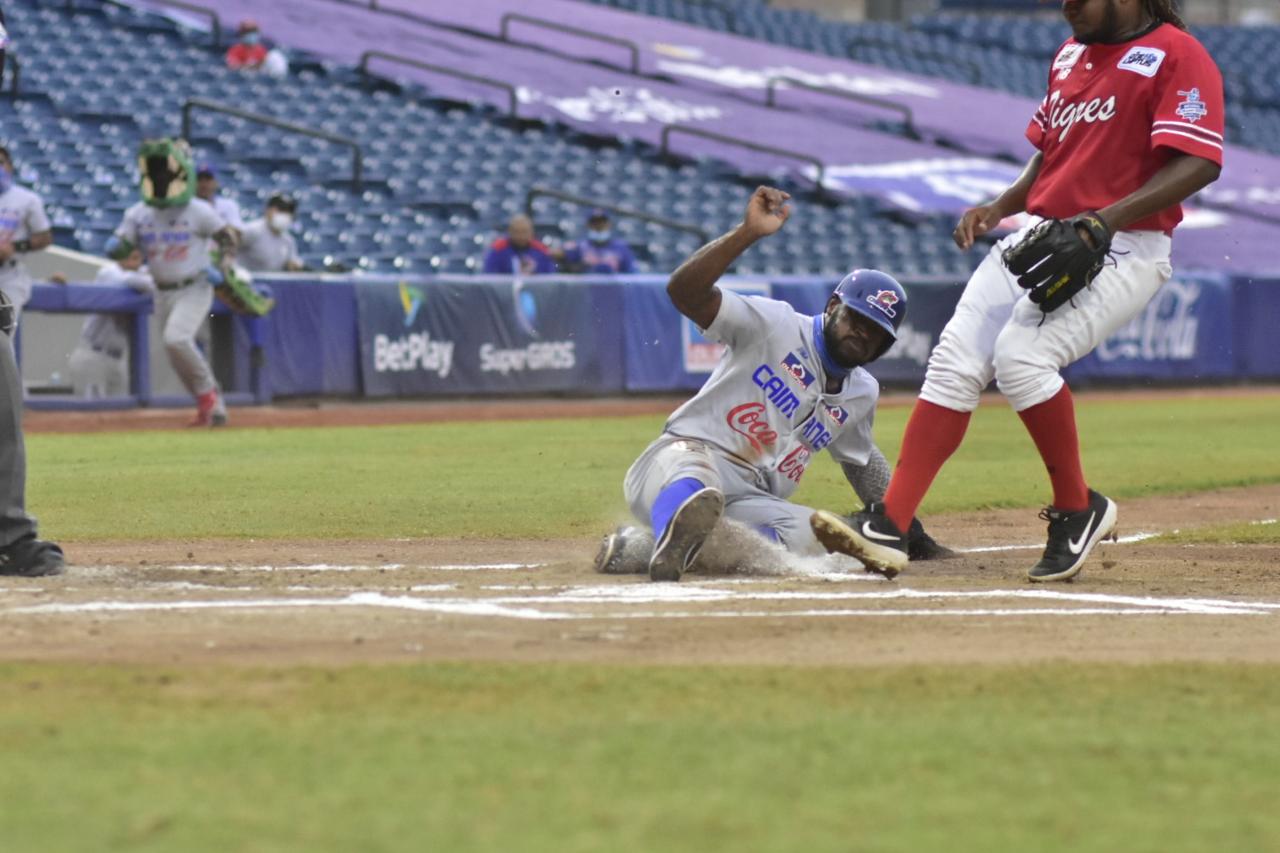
650, 478, 705, 540
755, 525, 781, 544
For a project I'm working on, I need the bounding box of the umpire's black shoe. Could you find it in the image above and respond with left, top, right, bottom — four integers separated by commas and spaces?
1028, 489, 1117, 582
810, 503, 908, 579
907, 518, 959, 561
648, 488, 724, 583
0, 534, 65, 578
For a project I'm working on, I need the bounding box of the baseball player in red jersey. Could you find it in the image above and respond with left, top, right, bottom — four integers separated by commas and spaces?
810, 0, 1224, 582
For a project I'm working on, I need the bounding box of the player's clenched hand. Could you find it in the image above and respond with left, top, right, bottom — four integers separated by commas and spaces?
953, 204, 1005, 250
743, 186, 791, 239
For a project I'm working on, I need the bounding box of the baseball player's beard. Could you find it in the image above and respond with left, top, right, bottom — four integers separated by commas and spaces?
1073, 0, 1120, 43
822, 313, 868, 370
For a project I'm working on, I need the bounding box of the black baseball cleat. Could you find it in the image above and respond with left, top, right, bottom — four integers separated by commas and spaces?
907, 517, 959, 561
1028, 489, 1118, 582
648, 487, 724, 583
593, 527, 646, 575
0, 534, 65, 578
810, 503, 908, 579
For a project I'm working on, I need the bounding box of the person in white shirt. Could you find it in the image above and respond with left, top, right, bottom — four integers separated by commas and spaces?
0, 145, 53, 326
238, 194, 303, 272
67, 243, 154, 398
595, 187, 952, 582
195, 162, 243, 230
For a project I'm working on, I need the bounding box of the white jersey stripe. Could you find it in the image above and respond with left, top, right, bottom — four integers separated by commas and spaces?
1150, 127, 1224, 150
1152, 120, 1223, 141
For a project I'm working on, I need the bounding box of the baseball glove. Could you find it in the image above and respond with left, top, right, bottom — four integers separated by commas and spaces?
1001, 212, 1112, 313
209, 250, 275, 317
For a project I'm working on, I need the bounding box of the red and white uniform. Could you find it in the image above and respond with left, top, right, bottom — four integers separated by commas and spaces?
921, 23, 1224, 414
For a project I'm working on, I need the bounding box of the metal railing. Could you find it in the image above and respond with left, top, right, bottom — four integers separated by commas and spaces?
499, 13, 641, 75
180, 98, 364, 191
94, 0, 224, 45
846, 38, 982, 86
765, 76, 920, 140
4, 53, 20, 99
357, 50, 519, 117
660, 125, 828, 192
525, 186, 710, 245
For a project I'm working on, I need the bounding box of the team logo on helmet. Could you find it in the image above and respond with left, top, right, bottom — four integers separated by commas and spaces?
866, 289, 900, 319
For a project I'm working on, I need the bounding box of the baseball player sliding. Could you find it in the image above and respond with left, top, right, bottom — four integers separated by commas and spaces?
111, 139, 238, 427
813, 0, 1224, 582
596, 186, 953, 582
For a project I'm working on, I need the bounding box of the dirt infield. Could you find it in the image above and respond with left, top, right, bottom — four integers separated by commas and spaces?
12, 389, 1280, 668
3, 483, 1276, 668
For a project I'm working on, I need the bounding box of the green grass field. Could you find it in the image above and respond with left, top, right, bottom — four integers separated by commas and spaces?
6, 394, 1279, 851
2, 662, 1278, 853
26, 394, 1280, 542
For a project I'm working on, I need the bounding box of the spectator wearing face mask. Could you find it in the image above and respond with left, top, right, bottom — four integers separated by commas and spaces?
237, 194, 304, 272
559, 209, 636, 274
226, 19, 268, 71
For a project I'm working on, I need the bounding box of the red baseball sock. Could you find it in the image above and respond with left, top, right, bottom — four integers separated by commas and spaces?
883, 399, 971, 533
1017, 385, 1089, 512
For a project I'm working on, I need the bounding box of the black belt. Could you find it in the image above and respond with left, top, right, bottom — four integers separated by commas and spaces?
155, 275, 201, 291
90, 344, 125, 359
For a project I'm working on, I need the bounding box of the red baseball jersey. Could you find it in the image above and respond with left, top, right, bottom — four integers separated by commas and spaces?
1025, 23, 1224, 233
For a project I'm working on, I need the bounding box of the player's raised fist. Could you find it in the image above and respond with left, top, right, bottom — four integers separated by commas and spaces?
743, 186, 791, 238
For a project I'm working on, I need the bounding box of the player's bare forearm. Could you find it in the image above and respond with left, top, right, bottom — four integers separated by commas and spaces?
667, 187, 791, 328
955, 153, 1042, 249
991, 152, 1043, 217
28, 231, 53, 252
1097, 154, 1221, 231
666, 226, 757, 327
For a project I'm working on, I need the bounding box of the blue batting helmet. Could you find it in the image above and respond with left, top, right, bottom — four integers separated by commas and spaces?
832, 268, 907, 360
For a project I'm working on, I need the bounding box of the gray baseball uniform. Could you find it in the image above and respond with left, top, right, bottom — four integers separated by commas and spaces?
114, 199, 226, 401
0, 302, 36, 547
0, 183, 52, 322
67, 261, 155, 398
210, 195, 243, 230
624, 289, 879, 554
237, 218, 299, 272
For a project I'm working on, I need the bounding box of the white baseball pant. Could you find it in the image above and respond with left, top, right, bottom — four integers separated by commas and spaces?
921, 219, 1173, 413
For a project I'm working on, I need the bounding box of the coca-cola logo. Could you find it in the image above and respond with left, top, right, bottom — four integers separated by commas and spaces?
1097, 278, 1200, 362
778, 446, 810, 483
1046, 90, 1117, 142
727, 402, 779, 452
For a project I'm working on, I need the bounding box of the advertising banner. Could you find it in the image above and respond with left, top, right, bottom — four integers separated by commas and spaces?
355, 277, 623, 396
1066, 273, 1236, 382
